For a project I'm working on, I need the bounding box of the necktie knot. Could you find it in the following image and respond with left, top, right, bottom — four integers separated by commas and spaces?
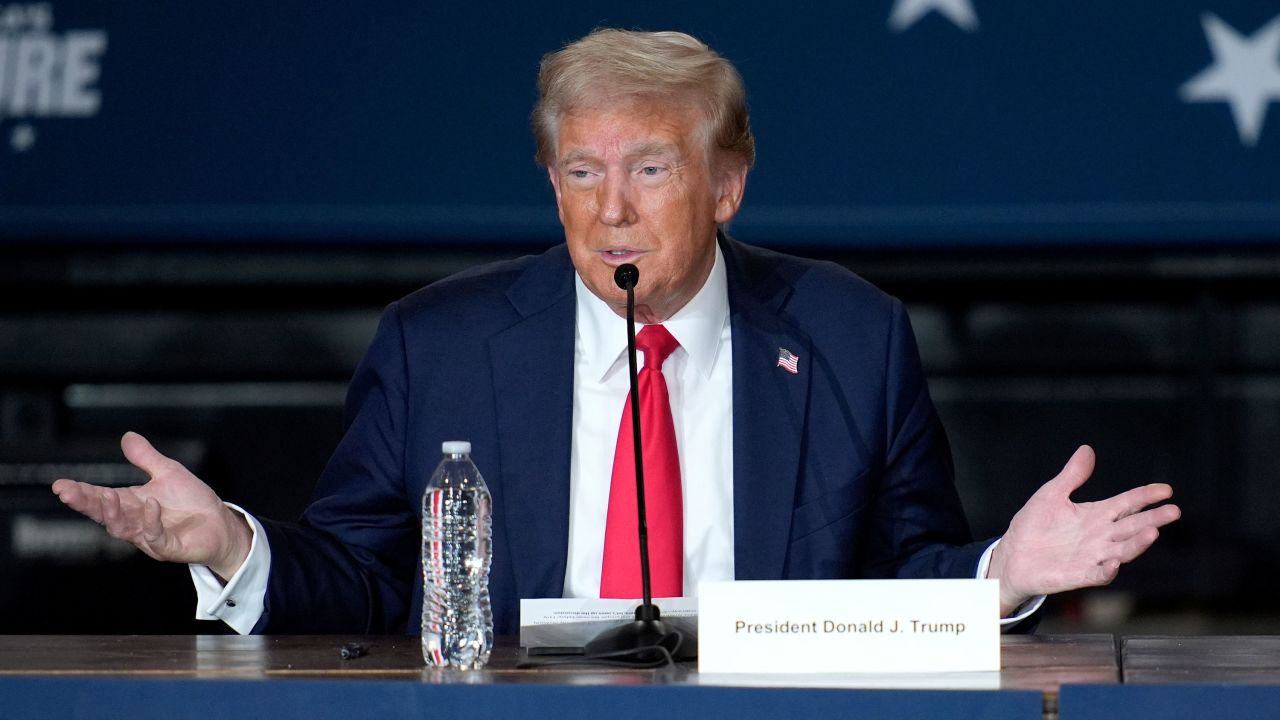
636, 325, 679, 371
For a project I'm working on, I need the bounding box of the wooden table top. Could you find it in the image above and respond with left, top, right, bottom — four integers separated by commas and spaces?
9, 634, 1280, 720
0, 633, 1117, 692
1122, 635, 1280, 685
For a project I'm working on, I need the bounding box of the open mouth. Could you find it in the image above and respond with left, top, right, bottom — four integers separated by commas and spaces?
600, 249, 644, 264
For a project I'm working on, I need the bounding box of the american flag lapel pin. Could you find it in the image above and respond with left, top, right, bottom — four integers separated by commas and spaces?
776, 347, 799, 374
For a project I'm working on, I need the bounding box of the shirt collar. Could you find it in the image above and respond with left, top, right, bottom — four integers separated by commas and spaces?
575, 244, 729, 383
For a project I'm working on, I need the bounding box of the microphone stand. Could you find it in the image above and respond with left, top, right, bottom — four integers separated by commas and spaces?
582, 264, 680, 663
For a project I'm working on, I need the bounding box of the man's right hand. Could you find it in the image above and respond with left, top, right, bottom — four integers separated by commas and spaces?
51, 431, 253, 581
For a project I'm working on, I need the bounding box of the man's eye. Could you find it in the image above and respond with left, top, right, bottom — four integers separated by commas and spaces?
570, 170, 592, 179
641, 166, 662, 176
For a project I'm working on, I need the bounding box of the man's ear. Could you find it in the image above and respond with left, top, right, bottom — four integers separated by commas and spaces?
713, 163, 749, 225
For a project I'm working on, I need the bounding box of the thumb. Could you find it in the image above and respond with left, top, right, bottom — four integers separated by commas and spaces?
1042, 444, 1096, 499
120, 431, 173, 478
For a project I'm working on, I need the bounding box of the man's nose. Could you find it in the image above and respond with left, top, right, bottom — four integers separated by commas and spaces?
598, 173, 636, 227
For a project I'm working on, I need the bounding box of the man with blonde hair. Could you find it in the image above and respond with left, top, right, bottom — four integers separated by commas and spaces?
53, 28, 1178, 635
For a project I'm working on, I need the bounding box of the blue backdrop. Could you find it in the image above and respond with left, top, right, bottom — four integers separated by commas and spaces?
1, 1, 1277, 246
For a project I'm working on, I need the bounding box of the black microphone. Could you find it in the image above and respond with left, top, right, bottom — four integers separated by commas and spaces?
614, 263, 639, 292
583, 263, 680, 663
612, 264, 655, 616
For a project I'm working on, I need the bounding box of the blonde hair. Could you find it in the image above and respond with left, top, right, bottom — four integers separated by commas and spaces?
532, 29, 755, 170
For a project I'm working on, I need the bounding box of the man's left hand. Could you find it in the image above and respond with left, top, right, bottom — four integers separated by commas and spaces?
986, 445, 1181, 616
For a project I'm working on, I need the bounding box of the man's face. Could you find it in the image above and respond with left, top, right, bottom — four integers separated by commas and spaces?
548, 100, 746, 324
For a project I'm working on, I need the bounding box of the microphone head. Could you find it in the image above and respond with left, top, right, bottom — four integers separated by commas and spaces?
614, 263, 639, 290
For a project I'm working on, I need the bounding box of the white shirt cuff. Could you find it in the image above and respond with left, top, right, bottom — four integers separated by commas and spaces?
189, 503, 270, 635
977, 538, 1046, 627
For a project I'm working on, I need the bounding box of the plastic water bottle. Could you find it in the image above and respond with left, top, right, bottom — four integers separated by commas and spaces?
421, 441, 494, 669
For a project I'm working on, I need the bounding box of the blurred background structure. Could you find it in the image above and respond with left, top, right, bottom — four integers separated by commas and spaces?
2, 2, 1278, 634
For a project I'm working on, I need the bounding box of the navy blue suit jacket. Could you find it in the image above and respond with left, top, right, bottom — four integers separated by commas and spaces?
255, 236, 990, 635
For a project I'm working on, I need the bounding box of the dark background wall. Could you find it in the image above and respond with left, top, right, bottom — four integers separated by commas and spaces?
2, 1, 1279, 634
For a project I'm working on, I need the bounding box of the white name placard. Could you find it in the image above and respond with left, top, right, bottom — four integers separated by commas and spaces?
697, 579, 999, 674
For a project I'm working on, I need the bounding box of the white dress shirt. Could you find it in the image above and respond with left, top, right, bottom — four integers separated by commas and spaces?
563, 245, 735, 598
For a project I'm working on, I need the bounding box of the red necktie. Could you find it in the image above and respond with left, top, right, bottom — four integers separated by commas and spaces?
600, 324, 683, 598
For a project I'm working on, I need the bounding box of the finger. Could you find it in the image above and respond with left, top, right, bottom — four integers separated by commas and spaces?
1084, 527, 1160, 579
1109, 504, 1181, 541
142, 497, 165, 545
1041, 445, 1096, 498
52, 479, 107, 523
51, 478, 85, 508
1092, 558, 1121, 586
1102, 484, 1176, 521
1086, 527, 1160, 576
100, 488, 123, 535
120, 431, 176, 479
1111, 526, 1161, 564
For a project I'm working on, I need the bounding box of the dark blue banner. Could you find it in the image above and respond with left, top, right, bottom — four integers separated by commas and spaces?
2, 677, 1043, 720
1, 2, 1277, 246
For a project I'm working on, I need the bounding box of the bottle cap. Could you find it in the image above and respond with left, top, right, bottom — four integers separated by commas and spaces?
441, 441, 471, 455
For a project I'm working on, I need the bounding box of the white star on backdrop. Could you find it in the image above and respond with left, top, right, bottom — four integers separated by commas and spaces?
1179, 13, 1280, 147
888, 0, 979, 33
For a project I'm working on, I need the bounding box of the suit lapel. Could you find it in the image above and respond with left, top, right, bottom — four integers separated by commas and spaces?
490, 248, 576, 600
723, 238, 812, 580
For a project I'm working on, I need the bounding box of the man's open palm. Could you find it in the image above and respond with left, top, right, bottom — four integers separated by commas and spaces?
989, 445, 1181, 615
51, 432, 251, 579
